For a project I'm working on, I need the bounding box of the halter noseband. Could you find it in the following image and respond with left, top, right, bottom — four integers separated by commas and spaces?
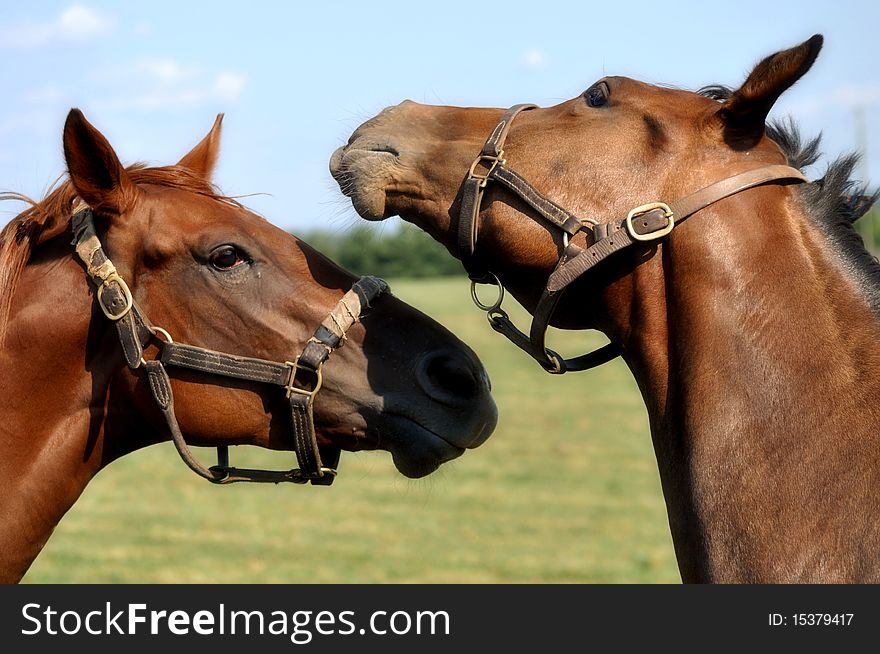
71, 205, 388, 485
457, 103, 809, 373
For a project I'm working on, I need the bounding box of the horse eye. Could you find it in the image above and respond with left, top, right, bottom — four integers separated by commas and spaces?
209, 245, 245, 270
585, 82, 609, 108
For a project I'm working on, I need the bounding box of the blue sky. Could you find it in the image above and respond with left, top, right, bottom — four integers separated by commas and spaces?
1, 1, 878, 231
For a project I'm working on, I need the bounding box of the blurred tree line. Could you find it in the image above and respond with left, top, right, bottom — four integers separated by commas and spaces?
300, 222, 464, 278
858, 207, 880, 255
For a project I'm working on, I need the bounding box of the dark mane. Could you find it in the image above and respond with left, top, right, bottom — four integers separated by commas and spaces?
0, 164, 239, 343
699, 85, 880, 313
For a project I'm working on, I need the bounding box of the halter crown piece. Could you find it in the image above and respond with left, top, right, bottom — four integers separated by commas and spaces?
71, 203, 388, 485
457, 104, 809, 373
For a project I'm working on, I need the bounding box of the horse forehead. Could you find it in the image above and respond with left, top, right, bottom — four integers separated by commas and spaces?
129, 186, 284, 264
140, 185, 255, 232
609, 76, 711, 110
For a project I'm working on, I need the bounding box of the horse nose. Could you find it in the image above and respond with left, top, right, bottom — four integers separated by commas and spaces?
381, 99, 417, 115
346, 100, 418, 147
415, 349, 490, 407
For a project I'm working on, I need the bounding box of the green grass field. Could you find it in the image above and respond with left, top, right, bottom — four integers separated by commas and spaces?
23, 277, 680, 583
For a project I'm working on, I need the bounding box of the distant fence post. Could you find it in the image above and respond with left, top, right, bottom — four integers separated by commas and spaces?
855, 106, 876, 256
866, 209, 880, 257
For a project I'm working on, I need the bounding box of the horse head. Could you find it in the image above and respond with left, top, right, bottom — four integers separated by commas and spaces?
0, 110, 498, 581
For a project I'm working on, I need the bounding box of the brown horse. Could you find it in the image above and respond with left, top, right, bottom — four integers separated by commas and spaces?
0, 110, 497, 583
331, 35, 880, 582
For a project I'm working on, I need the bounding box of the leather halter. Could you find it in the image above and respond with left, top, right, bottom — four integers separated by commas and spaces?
457, 103, 809, 373
71, 205, 388, 485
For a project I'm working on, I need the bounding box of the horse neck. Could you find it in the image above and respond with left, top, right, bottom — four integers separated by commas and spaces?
0, 239, 151, 582
611, 189, 880, 582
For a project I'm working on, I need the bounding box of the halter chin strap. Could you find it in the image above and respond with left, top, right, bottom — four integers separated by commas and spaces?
458, 104, 809, 374
71, 205, 388, 485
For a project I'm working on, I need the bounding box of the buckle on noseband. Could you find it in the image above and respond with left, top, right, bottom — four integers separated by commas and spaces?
96, 273, 134, 321
467, 153, 505, 188
625, 203, 674, 242
284, 357, 324, 399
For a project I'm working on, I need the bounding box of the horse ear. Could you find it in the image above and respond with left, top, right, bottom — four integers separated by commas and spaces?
718, 34, 823, 148
63, 109, 138, 216
178, 113, 224, 180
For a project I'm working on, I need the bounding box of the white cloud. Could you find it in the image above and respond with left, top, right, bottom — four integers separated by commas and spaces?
0, 5, 114, 49
522, 48, 547, 70
57, 5, 113, 40
90, 59, 247, 112
213, 73, 247, 100
137, 59, 200, 84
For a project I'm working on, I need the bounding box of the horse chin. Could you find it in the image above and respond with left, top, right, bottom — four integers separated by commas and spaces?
315, 409, 475, 479
376, 414, 467, 479
329, 146, 394, 221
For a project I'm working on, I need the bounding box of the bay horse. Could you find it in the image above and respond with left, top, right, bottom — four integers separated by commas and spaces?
0, 110, 497, 583
330, 35, 880, 582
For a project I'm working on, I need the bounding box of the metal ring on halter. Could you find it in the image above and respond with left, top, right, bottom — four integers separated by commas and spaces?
543, 349, 566, 374
138, 326, 175, 368
467, 153, 505, 188
470, 273, 505, 312
486, 306, 509, 324
152, 326, 174, 344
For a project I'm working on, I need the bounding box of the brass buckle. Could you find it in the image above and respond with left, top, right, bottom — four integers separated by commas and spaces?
625, 202, 674, 242
467, 152, 505, 188
96, 273, 134, 321
470, 273, 505, 312
284, 357, 324, 399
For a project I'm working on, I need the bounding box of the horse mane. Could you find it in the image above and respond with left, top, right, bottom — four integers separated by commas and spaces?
700, 85, 880, 313
0, 164, 240, 344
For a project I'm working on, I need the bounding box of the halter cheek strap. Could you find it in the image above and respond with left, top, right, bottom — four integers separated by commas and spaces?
71, 206, 389, 485
457, 105, 809, 374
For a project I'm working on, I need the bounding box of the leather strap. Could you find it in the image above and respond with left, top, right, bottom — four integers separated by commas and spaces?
548, 165, 809, 292
457, 176, 488, 281
458, 104, 537, 282
669, 164, 808, 219
160, 343, 289, 385
71, 209, 154, 367
481, 103, 536, 157
491, 165, 585, 235
288, 391, 321, 480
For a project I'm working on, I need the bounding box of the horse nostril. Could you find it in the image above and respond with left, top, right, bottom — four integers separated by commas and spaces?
415, 350, 484, 405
